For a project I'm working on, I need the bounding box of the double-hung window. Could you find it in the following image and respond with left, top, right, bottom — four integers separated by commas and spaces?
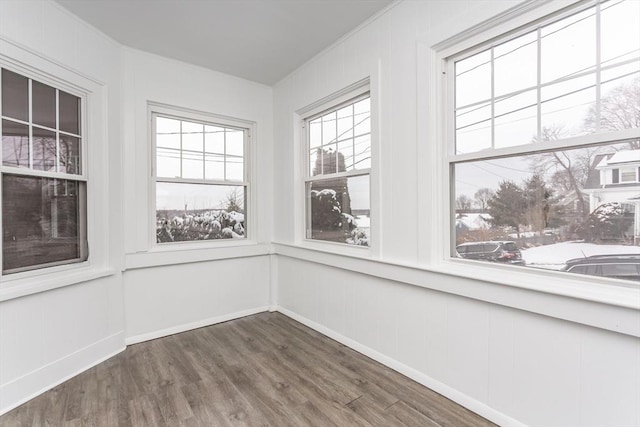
1, 67, 87, 275
303, 86, 371, 246
446, 0, 640, 281
152, 107, 249, 244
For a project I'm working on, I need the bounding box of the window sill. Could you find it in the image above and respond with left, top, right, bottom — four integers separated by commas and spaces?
125, 240, 272, 270
272, 242, 640, 337
0, 265, 116, 302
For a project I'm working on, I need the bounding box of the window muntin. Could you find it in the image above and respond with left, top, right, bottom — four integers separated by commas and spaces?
304, 92, 371, 246
449, 0, 640, 284
0, 68, 87, 274
153, 112, 248, 244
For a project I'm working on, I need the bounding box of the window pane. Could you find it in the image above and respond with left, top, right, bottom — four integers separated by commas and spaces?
2, 175, 87, 273
32, 80, 56, 129
156, 182, 246, 242
337, 105, 354, 140
601, 0, 640, 65
313, 145, 339, 174
226, 129, 243, 157
456, 118, 491, 154
456, 50, 491, 108
541, 74, 596, 138
494, 31, 537, 96
338, 139, 354, 171
541, 6, 596, 83
494, 90, 537, 148
182, 151, 204, 180
157, 117, 181, 150
453, 140, 640, 281
1, 69, 29, 122
309, 119, 322, 149
59, 90, 80, 135
59, 134, 81, 174
353, 98, 370, 136
157, 147, 181, 178
307, 174, 369, 246
204, 125, 225, 154
353, 135, 371, 170
226, 156, 243, 181
2, 119, 29, 168
205, 153, 224, 180
598, 70, 640, 133
322, 111, 337, 145
32, 127, 56, 171
181, 121, 203, 152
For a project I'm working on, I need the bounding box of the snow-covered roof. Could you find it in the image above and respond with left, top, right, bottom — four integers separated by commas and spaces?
455, 213, 491, 230
603, 150, 640, 166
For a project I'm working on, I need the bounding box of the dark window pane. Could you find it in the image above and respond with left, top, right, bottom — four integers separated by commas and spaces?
32, 127, 56, 171
59, 90, 80, 135
59, 134, 80, 174
2, 175, 87, 273
2, 119, 29, 168
307, 174, 369, 246
1, 69, 29, 122
156, 182, 246, 243
32, 80, 56, 128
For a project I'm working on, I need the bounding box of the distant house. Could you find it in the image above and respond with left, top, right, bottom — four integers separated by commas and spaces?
584, 150, 640, 241
455, 212, 492, 232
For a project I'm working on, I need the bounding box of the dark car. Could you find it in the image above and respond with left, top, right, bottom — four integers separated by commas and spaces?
562, 254, 640, 281
455, 241, 525, 265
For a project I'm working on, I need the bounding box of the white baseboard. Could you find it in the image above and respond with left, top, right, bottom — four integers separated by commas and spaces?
275, 306, 527, 427
125, 306, 270, 345
0, 331, 125, 417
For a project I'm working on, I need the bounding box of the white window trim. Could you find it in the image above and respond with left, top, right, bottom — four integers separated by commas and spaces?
295, 78, 376, 256
147, 102, 257, 252
417, 0, 640, 309
0, 37, 113, 301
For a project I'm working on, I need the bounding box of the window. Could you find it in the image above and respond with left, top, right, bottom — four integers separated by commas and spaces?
152, 107, 249, 244
303, 86, 371, 246
447, 0, 640, 282
1, 68, 87, 275
619, 167, 636, 182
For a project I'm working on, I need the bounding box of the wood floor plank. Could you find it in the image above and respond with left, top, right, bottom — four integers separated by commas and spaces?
0, 312, 497, 427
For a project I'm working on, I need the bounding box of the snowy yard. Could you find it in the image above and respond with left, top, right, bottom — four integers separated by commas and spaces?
522, 241, 640, 270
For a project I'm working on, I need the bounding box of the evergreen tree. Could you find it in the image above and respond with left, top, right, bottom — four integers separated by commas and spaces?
487, 180, 526, 238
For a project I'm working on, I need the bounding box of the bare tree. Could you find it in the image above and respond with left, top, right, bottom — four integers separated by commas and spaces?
584, 77, 640, 148
474, 188, 494, 211
530, 126, 599, 221
456, 194, 472, 212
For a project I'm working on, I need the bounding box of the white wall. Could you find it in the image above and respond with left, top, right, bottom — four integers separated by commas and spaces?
0, 0, 124, 415
272, 1, 640, 426
120, 47, 274, 342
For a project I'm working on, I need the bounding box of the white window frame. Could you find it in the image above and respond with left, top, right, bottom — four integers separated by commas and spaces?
149, 103, 255, 249
0, 40, 111, 301
421, 0, 640, 307
298, 80, 373, 252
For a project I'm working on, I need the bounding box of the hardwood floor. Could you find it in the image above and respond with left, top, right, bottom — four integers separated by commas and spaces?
0, 312, 497, 426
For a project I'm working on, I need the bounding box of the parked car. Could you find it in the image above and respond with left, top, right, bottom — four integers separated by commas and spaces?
562, 254, 640, 281
455, 241, 525, 265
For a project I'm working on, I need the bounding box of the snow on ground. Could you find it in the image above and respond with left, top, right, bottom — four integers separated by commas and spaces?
522, 241, 640, 270
355, 215, 370, 228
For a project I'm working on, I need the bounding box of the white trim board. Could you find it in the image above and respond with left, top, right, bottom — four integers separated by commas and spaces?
125, 306, 270, 345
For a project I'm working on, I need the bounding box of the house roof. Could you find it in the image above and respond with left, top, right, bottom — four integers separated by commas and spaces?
602, 150, 640, 166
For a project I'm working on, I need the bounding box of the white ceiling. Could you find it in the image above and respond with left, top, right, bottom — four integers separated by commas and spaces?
55, 0, 394, 85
